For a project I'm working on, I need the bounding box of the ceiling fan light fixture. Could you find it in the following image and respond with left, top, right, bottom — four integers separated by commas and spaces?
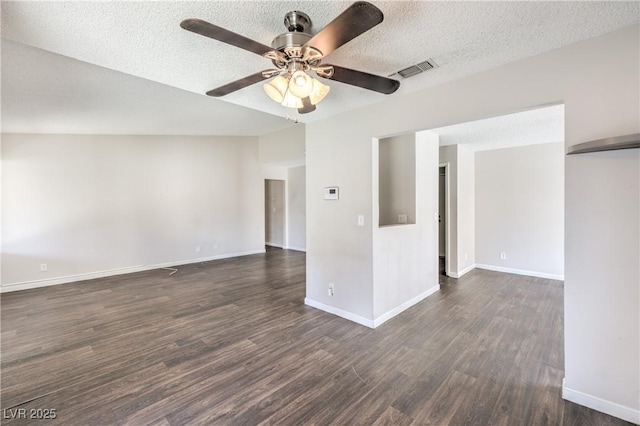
263, 75, 289, 103
314, 65, 334, 79
184, 2, 401, 115
288, 70, 314, 98
281, 90, 303, 109
265, 72, 329, 110
309, 79, 330, 105
302, 46, 323, 64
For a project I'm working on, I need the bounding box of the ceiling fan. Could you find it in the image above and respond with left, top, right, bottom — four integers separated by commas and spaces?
180, 1, 400, 114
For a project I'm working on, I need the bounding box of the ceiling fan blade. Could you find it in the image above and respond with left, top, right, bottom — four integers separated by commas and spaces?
181, 18, 273, 56
303, 1, 383, 58
298, 97, 316, 114
321, 65, 400, 94
206, 71, 270, 97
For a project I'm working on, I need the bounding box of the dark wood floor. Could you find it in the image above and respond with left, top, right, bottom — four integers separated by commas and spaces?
1, 249, 631, 425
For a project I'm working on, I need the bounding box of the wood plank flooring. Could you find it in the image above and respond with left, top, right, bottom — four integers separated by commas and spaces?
1, 248, 632, 425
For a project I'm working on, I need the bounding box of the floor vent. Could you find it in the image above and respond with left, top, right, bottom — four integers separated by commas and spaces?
395, 59, 438, 78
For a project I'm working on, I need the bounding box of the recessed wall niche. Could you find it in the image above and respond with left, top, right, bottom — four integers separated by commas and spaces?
378, 134, 416, 227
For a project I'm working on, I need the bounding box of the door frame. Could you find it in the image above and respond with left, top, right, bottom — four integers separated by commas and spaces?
439, 163, 451, 276
264, 179, 286, 248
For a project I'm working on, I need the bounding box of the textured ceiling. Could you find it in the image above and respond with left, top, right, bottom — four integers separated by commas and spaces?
431, 104, 565, 152
1, 39, 292, 136
1, 1, 638, 134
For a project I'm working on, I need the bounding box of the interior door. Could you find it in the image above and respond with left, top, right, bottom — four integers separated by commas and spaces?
439, 167, 446, 257
265, 179, 285, 247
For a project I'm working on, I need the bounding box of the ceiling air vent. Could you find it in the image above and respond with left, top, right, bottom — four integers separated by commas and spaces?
396, 59, 438, 78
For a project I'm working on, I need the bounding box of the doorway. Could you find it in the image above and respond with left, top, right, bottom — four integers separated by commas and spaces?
265, 179, 285, 248
438, 164, 450, 276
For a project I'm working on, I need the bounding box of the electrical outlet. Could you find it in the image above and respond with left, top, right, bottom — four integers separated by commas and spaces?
40, 263, 48, 272
398, 214, 407, 224
328, 283, 335, 296
500, 252, 507, 260
465, 253, 468, 261
195, 246, 201, 253
357, 215, 365, 226
213, 243, 218, 250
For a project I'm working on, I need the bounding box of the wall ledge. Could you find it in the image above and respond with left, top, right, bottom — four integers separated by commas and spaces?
566, 133, 640, 155
1, 249, 266, 293
562, 379, 640, 424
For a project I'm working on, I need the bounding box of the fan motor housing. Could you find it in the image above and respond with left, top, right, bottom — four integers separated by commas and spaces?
284, 11, 311, 32
271, 32, 311, 51
272, 11, 312, 51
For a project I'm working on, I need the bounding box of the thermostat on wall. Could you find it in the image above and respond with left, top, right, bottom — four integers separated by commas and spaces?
324, 187, 339, 200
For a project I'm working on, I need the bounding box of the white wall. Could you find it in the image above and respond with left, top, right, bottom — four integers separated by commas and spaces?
372, 131, 439, 325
565, 148, 639, 419
0, 136, 3, 286
306, 25, 639, 422
261, 165, 288, 181
378, 134, 416, 226
305, 117, 375, 323
259, 124, 305, 167
260, 125, 307, 251
287, 166, 306, 252
264, 179, 285, 248
438, 144, 474, 277
475, 142, 564, 279
457, 144, 475, 275
439, 145, 459, 274
1, 133, 265, 291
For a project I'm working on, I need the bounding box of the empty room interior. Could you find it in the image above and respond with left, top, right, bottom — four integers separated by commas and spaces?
1, 1, 639, 425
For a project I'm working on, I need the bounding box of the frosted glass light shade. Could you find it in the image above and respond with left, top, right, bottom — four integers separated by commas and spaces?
264, 72, 330, 110
309, 79, 330, 105
280, 91, 303, 109
263, 76, 288, 103
288, 70, 314, 98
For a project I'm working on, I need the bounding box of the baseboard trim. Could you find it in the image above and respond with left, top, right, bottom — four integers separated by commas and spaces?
304, 298, 375, 328
1, 265, 146, 293
286, 246, 306, 252
373, 285, 440, 328
475, 264, 564, 281
304, 285, 440, 329
448, 264, 476, 279
0, 249, 266, 293
562, 379, 640, 424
